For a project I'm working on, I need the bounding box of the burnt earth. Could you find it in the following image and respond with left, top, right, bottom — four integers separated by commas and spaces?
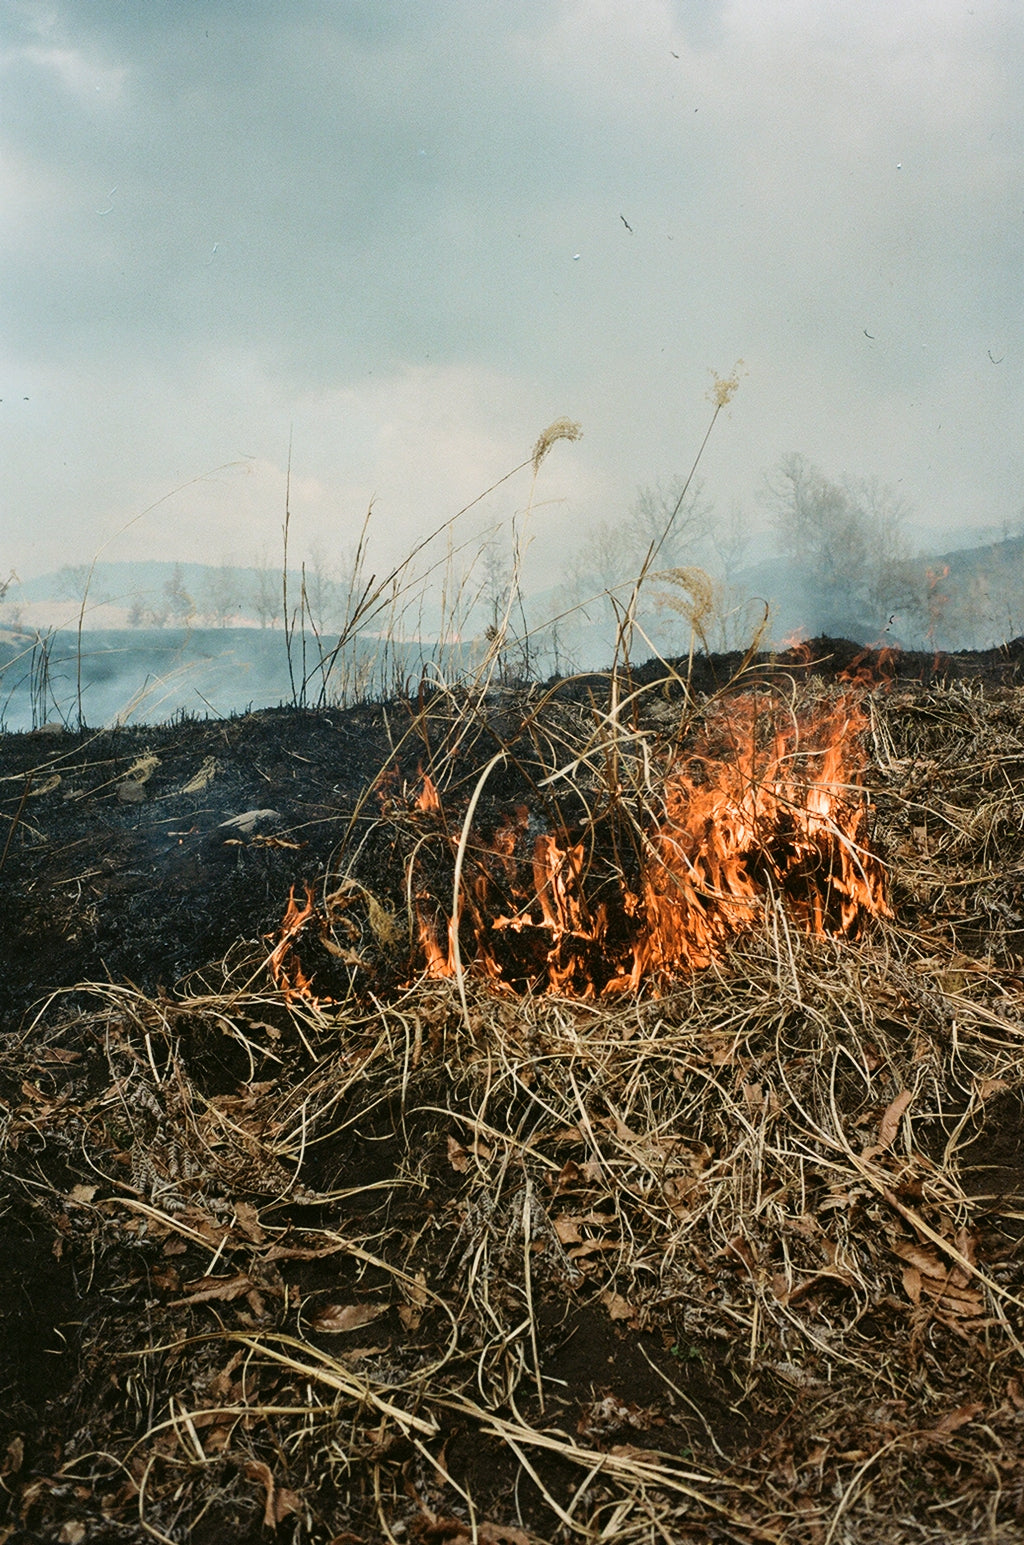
3, 643, 1024, 1544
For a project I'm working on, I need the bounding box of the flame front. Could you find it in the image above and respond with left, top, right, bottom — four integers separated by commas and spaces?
271, 690, 891, 1001
630, 693, 889, 981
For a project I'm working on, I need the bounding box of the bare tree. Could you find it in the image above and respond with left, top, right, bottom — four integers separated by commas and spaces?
250, 563, 277, 628
164, 565, 194, 628
766, 454, 916, 641
200, 565, 238, 628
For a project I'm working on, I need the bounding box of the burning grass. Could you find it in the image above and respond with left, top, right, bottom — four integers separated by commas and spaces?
3, 669, 1024, 1542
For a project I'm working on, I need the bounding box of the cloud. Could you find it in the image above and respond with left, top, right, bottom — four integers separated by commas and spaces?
2, 0, 1023, 583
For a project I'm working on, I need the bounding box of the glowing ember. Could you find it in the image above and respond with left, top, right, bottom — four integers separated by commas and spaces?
270, 689, 891, 1001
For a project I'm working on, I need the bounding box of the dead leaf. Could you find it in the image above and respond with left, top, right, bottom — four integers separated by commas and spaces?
244, 1459, 277, 1529
877, 1090, 913, 1150
447, 1136, 469, 1173
397, 1304, 421, 1332
66, 1184, 97, 1206
600, 1289, 635, 1322
274, 1487, 303, 1525
932, 1401, 984, 1435
902, 1264, 922, 1304
172, 1273, 253, 1306
310, 1302, 386, 1334
2, 1437, 24, 1478
232, 1202, 266, 1244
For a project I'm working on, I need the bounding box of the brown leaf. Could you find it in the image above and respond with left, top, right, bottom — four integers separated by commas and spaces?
932, 1401, 984, 1435
554, 1159, 583, 1191
553, 1215, 583, 1244
397, 1304, 422, 1332
2, 1437, 24, 1478
601, 1289, 635, 1322
877, 1089, 913, 1150
66, 1184, 98, 1206
172, 1273, 253, 1306
311, 1302, 386, 1334
901, 1264, 922, 1304
447, 1136, 469, 1173
232, 1202, 266, 1243
244, 1459, 276, 1529
273, 1487, 303, 1524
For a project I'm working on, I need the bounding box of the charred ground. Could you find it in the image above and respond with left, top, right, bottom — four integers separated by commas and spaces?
2, 639, 1024, 1543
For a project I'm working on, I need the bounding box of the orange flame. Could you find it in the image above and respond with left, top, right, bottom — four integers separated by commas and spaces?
271, 691, 890, 1002
629, 694, 889, 981
416, 772, 442, 814
267, 883, 332, 1006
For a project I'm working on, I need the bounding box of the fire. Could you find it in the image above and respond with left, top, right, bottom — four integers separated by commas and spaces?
416, 772, 443, 814
270, 689, 891, 1002
267, 883, 331, 1005
628, 693, 889, 981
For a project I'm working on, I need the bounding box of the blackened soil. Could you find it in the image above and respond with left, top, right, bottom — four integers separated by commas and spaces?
0, 703, 401, 1024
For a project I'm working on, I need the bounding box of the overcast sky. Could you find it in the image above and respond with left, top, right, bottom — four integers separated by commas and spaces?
2, 0, 1022, 588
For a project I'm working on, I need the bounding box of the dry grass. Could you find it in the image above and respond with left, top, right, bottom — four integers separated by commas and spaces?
3, 676, 1024, 1542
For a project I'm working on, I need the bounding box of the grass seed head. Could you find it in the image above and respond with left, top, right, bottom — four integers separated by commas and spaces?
531, 417, 582, 473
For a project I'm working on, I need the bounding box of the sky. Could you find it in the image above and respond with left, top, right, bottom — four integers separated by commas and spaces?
2, 0, 1023, 592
